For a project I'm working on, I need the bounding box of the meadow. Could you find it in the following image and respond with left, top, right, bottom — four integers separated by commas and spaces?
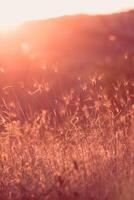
1, 71, 134, 200
0, 10, 134, 200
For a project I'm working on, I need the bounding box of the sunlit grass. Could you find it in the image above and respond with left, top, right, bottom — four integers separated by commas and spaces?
0, 72, 134, 200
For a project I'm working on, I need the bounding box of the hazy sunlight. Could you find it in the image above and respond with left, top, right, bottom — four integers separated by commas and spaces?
0, 0, 134, 30
1, 0, 134, 199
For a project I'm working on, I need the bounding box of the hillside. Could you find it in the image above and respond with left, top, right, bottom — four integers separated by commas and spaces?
0, 11, 134, 77
0, 10, 134, 118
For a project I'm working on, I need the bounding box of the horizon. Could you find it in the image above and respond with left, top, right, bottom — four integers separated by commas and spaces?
0, 0, 134, 30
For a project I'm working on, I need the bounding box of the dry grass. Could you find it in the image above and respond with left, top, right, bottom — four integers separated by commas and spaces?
0, 74, 134, 200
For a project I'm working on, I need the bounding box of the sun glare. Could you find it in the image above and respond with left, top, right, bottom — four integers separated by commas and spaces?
0, 19, 22, 32
0, 0, 133, 31
0, 9, 21, 32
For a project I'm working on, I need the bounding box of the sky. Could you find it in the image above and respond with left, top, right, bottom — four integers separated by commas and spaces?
0, 0, 134, 28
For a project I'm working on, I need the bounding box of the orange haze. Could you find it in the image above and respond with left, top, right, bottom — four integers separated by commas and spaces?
0, 0, 134, 30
